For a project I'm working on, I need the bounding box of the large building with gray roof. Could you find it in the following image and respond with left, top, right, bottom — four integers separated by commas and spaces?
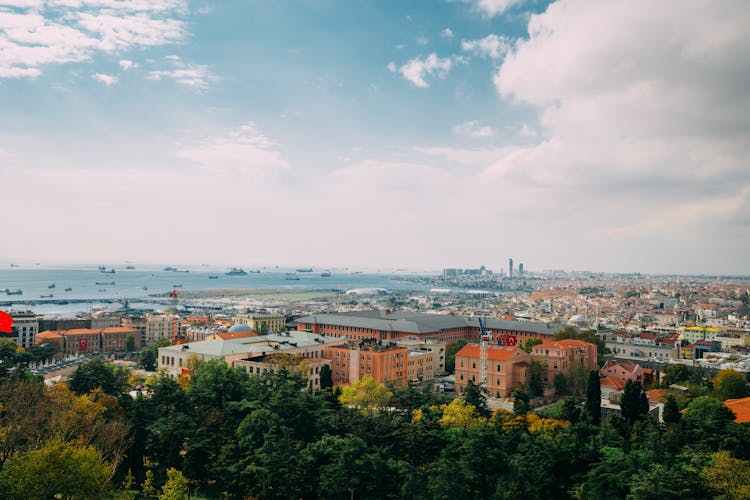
296, 310, 566, 344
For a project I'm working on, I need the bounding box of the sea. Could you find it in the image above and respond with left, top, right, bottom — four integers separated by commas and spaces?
0, 265, 433, 316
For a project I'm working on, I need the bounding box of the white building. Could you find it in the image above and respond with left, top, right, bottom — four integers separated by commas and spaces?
157, 330, 346, 379
10, 311, 38, 349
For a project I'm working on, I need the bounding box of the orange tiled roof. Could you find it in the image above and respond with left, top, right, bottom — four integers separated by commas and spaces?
646, 389, 667, 403
601, 376, 627, 390
724, 397, 750, 423
541, 339, 595, 349
65, 328, 97, 336
36, 330, 63, 339
457, 344, 527, 361
100, 327, 139, 334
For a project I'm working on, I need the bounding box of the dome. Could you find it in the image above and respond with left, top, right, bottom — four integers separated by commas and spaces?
567, 314, 586, 326
228, 323, 253, 333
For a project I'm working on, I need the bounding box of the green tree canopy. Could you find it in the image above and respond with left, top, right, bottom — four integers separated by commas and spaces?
0, 439, 112, 500
68, 356, 129, 396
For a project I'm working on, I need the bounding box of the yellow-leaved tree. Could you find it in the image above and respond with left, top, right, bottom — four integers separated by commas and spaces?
438, 399, 486, 429
338, 376, 393, 413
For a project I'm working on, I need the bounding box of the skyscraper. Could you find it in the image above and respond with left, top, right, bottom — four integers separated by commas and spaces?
508, 258, 514, 278
519, 263, 524, 276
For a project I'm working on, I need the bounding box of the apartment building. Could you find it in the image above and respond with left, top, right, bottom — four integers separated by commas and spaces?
324, 341, 408, 388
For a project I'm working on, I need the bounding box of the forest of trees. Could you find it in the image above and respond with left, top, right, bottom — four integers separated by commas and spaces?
0, 336, 749, 499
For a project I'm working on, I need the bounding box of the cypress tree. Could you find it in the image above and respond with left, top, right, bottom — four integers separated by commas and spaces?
663, 394, 681, 424
583, 370, 601, 425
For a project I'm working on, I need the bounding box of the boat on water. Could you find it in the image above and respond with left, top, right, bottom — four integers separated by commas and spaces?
95, 281, 115, 286
226, 268, 248, 276
321, 271, 332, 277
64, 287, 72, 291
100, 268, 115, 274
248, 269, 261, 273
9, 264, 18, 267
173, 285, 183, 288
98, 265, 106, 271
163, 267, 177, 271
285, 273, 300, 280
48, 283, 56, 289
40, 294, 53, 298
296, 268, 313, 272
173, 269, 190, 273
5, 289, 22, 295
125, 265, 135, 270
208, 276, 219, 279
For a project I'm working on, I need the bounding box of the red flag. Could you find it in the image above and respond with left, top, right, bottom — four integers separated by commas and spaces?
0, 311, 12, 334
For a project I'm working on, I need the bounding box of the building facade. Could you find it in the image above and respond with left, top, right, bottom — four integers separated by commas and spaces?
145, 313, 180, 345
455, 344, 531, 398
35, 327, 138, 354
9, 311, 38, 349
234, 313, 286, 333
531, 339, 598, 383
407, 350, 434, 382
297, 311, 564, 345
324, 342, 409, 388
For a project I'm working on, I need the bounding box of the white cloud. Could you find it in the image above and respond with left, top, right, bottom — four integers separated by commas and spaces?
0, 1, 187, 79
91, 72, 117, 85
441, 28, 454, 38
171, 123, 287, 178
386, 61, 397, 72
416, 36, 429, 46
147, 55, 215, 90
453, 120, 494, 138
475, 0, 750, 270
460, 0, 525, 17
461, 34, 509, 59
394, 53, 456, 88
119, 59, 136, 70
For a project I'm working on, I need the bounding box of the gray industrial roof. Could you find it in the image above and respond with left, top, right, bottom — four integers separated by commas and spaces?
297, 311, 566, 337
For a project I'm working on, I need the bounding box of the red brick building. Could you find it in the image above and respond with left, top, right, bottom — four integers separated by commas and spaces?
324, 342, 408, 388
297, 311, 564, 344
455, 344, 531, 398
36, 327, 138, 354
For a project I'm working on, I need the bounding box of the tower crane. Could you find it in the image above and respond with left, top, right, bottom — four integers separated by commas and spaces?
478, 317, 492, 386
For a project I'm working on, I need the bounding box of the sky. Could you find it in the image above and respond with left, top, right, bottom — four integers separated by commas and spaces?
1, 0, 749, 275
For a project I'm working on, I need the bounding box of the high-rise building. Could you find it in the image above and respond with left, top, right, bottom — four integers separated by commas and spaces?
508, 258, 514, 278
519, 263, 524, 276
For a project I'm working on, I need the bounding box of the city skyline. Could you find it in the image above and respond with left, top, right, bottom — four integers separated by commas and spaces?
2, 0, 749, 275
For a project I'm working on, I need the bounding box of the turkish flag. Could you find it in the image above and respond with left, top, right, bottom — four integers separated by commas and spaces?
0, 311, 13, 334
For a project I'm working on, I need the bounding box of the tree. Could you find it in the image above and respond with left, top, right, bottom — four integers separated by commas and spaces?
583, 370, 601, 425
141, 470, 157, 498
662, 394, 681, 424
700, 451, 750, 500
0, 439, 112, 499
159, 467, 189, 500
521, 337, 543, 353
439, 398, 486, 429
553, 372, 568, 395
139, 338, 171, 371
338, 376, 393, 412
319, 363, 333, 390
663, 364, 691, 387
567, 362, 589, 396
713, 370, 750, 400
528, 360, 546, 398
463, 379, 490, 417
125, 334, 136, 353
513, 389, 530, 415
445, 339, 468, 374
627, 463, 707, 499
68, 356, 129, 396
620, 380, 648, 424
